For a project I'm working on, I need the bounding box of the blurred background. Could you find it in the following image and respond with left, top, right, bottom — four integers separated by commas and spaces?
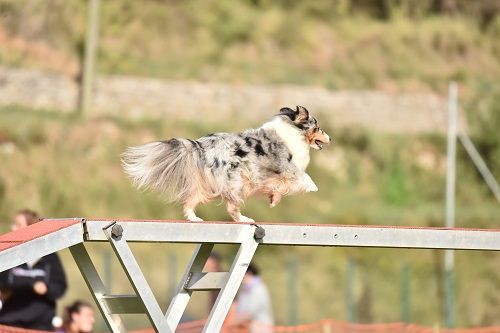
0, 0, 499, 331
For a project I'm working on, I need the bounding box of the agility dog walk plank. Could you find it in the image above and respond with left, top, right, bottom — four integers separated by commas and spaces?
83, 219, 500, 251
0, 218, 84, 272
2, 218, 500, 333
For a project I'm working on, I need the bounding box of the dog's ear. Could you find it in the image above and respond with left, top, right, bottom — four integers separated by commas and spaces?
279, 107, 296, 121
295, 105, 309, 123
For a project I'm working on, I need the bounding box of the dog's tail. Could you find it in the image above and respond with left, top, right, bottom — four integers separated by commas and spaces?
121, 139, 200, 203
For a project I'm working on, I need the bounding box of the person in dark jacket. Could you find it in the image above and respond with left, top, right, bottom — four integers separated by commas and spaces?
0, 209, 68, 330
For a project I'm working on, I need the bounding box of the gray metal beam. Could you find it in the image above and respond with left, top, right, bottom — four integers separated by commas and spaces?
101, 295, 144, 314
85, 220, 246, 243
259, 224, 500, 250
84, 220, 500, 251
184, 272, 229, 291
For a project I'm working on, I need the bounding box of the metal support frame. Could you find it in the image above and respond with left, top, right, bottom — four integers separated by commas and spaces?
205, 231, 259, 332
104, 222, 167, 332
70, 220, 260, 333
69, 243, 126, 333
2, 218, 500, 332
77, 219, 500, 332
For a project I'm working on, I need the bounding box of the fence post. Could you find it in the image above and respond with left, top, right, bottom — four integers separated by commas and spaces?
287, 257, 298, 326
401, 263, 410, 323
445, 81, 457, 329
80, 0, 100, 114
346, 259, 356, 322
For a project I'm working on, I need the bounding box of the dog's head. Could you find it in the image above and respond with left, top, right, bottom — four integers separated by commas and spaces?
279, 106, 331, 150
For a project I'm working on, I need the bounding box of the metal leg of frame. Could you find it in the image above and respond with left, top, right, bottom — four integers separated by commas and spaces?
69, 243, 123, 333
103, 225, 169, 333
165, 242, 215, 330
203, 230, 259, 332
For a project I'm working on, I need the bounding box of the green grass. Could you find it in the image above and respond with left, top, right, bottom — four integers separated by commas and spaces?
1, 2, 500, 95
0, 106, 499, 328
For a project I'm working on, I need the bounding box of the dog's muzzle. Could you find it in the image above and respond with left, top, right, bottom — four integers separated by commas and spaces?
312, 132, 331, 150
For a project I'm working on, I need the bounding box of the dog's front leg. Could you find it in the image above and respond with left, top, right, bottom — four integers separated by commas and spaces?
301, 173, 318, 192
290, 173, 318, 193
227, 201, 255, 223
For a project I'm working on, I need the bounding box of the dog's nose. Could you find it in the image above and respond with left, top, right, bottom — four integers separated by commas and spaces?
326, 134, 332, 143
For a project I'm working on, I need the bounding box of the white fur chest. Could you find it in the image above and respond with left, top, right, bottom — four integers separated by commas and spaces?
262, 118, 310, 172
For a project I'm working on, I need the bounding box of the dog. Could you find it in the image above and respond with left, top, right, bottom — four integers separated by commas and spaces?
121, 105, 331, 222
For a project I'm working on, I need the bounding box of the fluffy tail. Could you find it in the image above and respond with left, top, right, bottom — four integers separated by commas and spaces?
121, 139, 199, 203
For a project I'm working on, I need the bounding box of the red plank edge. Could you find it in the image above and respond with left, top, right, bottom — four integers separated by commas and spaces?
0, 219, 82, 253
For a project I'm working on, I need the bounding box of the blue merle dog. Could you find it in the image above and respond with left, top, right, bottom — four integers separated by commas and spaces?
122, 106, 331, 222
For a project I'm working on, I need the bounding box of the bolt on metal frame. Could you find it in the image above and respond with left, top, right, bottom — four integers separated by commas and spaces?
2, 218, 500, 333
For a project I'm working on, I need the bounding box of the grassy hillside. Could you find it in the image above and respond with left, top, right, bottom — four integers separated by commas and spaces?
1, 0, 499, 96
0, 106, 498, 329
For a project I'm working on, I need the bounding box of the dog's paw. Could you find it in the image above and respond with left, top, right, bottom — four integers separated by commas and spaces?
306, 184, 318, 192
238, 215, 255, 223
301, 173, 318, 192
187, 216, 204, 222
305, 182, 318, 192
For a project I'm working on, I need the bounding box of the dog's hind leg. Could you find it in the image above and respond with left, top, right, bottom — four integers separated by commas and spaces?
183, 200, 204, 222
269, 192, 283, 208
226, 201, 254, 223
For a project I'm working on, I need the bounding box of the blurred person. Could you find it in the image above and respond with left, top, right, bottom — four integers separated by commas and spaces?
234, 263, 274, 333
56, 301, 94, 333
0, 209, 68, 330
204, 251, 223, 311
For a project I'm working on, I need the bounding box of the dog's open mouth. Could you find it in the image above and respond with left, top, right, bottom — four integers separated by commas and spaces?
314, 140, 324, 150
